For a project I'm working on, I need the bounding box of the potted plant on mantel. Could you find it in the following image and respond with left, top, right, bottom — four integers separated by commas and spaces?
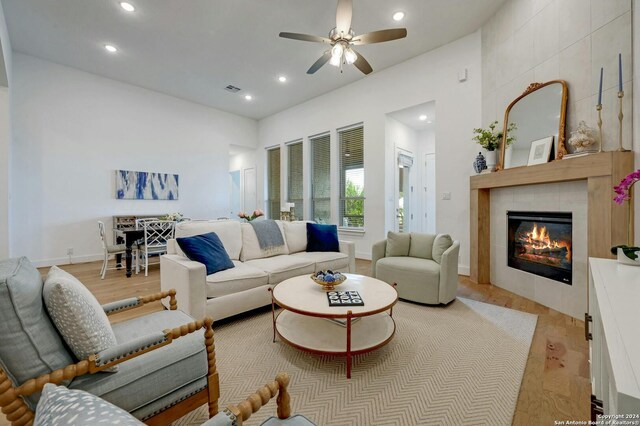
611, 169, 640, 266
472, 121, 517, 172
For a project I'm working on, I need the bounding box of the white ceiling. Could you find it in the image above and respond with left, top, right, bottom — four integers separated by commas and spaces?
388, 101, 436, 131
2, 0, 506, 120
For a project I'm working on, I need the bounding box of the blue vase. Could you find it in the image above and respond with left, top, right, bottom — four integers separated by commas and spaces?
473, 152, 487, 174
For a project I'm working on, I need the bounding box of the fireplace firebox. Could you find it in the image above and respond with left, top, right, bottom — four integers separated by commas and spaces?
507, 211, 572, 285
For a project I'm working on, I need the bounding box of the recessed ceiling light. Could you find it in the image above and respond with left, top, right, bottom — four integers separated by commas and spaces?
104, 44, 118, 53
278, 76, 287, 83
120, 2, 135, 12
419, 114, 427, 121
392, 11, 405, 21
244, 94, 253, 101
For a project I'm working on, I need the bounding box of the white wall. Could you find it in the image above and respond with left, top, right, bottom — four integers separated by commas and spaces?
482, 0, 633, 153
0, 0, 12, 260
11, 53, 258, 266
634, 1, 640, 245
258, 32, 481, 266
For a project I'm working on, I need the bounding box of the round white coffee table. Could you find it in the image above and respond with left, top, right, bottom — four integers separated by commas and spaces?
270, 273, 398, 378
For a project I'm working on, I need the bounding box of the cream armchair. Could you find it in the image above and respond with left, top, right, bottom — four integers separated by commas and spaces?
371, 232, 460, 305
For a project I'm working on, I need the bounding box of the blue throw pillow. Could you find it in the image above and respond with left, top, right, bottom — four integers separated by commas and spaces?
176, 232, 235, 275
306, 223, 339, 252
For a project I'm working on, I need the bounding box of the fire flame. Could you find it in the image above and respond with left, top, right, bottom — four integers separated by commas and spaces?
522, 223, 571, 261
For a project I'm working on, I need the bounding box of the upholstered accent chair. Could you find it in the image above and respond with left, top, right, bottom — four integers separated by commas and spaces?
372, 232, 460, 305
0, 257, 219, 425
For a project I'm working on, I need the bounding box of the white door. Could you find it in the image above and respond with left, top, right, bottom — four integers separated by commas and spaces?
243, 168, 256, 213
422, 153, 436, 233
229, 171, 241, 217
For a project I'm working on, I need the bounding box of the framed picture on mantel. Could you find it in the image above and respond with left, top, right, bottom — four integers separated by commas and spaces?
527, 136, 554, 166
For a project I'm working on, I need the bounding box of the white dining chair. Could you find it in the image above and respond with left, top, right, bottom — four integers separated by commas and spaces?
98, 221, 137, 279
138, 220, 176, 276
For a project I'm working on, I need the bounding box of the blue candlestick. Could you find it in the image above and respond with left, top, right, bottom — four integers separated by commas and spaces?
618, 53, 623, 92
598, 67, 603, 105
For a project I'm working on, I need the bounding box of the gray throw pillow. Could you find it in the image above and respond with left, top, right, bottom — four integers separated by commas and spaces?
385, 231, 411, 257
34, 384, 143, 425
432, 234, 453, 264
408, 233, 436, 259
43, 266, 118, 372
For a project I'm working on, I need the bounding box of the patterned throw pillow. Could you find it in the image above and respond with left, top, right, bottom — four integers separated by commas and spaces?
34, 384, 143, 425
43, 266, 119, 372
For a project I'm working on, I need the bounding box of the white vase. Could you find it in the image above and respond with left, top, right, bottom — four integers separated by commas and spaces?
617, 248, 640, 266
504, 146, 513, 169
484, 150, 497, 171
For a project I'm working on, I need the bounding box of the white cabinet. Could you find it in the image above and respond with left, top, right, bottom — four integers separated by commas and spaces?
588, 258, 640, 418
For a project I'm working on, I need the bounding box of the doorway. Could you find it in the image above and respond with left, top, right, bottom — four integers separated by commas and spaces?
229, 170, 241, 218
395, 152, 414, 232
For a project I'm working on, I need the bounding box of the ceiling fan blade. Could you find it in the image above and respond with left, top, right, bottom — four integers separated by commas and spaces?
351, 28, 407, 45
352, 50, 373, 75
279, 32, 332, 44
307, 51, 332, 74
335, 0, 353, 35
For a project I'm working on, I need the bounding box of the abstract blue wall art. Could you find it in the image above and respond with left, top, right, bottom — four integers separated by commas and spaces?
115, 170, 179, 200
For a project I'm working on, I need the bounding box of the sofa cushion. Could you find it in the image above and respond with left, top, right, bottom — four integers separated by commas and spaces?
385, 231, 410, 257
177, 232, 235, 275
306, 223, 339, 252
240, 222, 289, 261
205, 261, 269, 298
408, 233, 436, 260
0, 258, 74, 409
43, 266, 119, 372
291, 251, 349, 272
282, 221, 312, 254
245, 255, 315, 285
175, 220, 242, 260
432, 234, 453, 264
35, 384, 143, 426
375, 257, 441, 302
70, 310, 207, 414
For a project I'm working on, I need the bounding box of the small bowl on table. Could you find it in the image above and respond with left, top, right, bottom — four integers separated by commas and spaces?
310, 270, 347, 291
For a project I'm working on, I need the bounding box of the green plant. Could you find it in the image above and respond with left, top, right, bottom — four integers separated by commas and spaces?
472, 121, 517, 151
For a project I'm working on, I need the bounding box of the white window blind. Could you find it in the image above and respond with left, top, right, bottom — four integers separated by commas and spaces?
310, 133, 331, 224
287, 141, 303, 220
339, 126, 364, 228
267, 147, 281, 219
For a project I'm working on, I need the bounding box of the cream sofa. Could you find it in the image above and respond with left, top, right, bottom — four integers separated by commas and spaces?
161, 220, 356, 321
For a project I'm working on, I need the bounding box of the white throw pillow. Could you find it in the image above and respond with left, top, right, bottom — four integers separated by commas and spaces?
282, 221, 311, 254
240, 221, 289, 261
43, 266, 118, 372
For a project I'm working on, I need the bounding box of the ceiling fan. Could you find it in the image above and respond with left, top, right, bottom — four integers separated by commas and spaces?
279, 0, 407, 75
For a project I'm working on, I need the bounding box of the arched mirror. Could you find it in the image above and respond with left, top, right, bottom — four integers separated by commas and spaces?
499, 80, 568, 170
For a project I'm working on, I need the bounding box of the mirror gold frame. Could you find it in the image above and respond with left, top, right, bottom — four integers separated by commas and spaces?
498, 80, 569, 171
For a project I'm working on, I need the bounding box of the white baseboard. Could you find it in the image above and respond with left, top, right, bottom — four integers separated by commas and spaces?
458, 264, 470, 276
356, 252, 372, 260
31, 253, 104, 268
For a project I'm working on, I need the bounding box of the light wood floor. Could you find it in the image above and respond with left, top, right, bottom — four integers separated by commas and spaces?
1, 259, 589, 426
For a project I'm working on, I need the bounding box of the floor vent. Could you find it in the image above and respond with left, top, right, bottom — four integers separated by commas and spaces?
224, 85, 241, 93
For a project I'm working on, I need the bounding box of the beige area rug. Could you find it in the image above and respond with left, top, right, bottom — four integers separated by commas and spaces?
174, 298, 537, 426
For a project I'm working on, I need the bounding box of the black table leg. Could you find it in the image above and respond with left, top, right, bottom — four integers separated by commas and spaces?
125, 245, 133, 278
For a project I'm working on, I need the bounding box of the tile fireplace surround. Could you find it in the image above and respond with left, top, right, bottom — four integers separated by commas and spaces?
470, 152, 634, 319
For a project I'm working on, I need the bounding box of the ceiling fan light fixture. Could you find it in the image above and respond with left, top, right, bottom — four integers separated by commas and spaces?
329, 55, 342, 67
331, 43, 344, 60
344, 48, 357, 65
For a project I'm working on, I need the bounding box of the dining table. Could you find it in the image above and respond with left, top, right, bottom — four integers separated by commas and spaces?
114, 228, 144, 278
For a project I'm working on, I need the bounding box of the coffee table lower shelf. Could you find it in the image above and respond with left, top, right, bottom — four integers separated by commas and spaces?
274, 310, 396, 378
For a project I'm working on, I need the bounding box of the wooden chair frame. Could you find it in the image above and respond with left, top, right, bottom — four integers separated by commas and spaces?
0, 290, 220, 426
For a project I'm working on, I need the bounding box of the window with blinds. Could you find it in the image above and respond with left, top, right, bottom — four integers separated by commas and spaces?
339, 125, 364, 228
310, 133, 331, 224
287, 141, 303, 220
266, 147, 281, 219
